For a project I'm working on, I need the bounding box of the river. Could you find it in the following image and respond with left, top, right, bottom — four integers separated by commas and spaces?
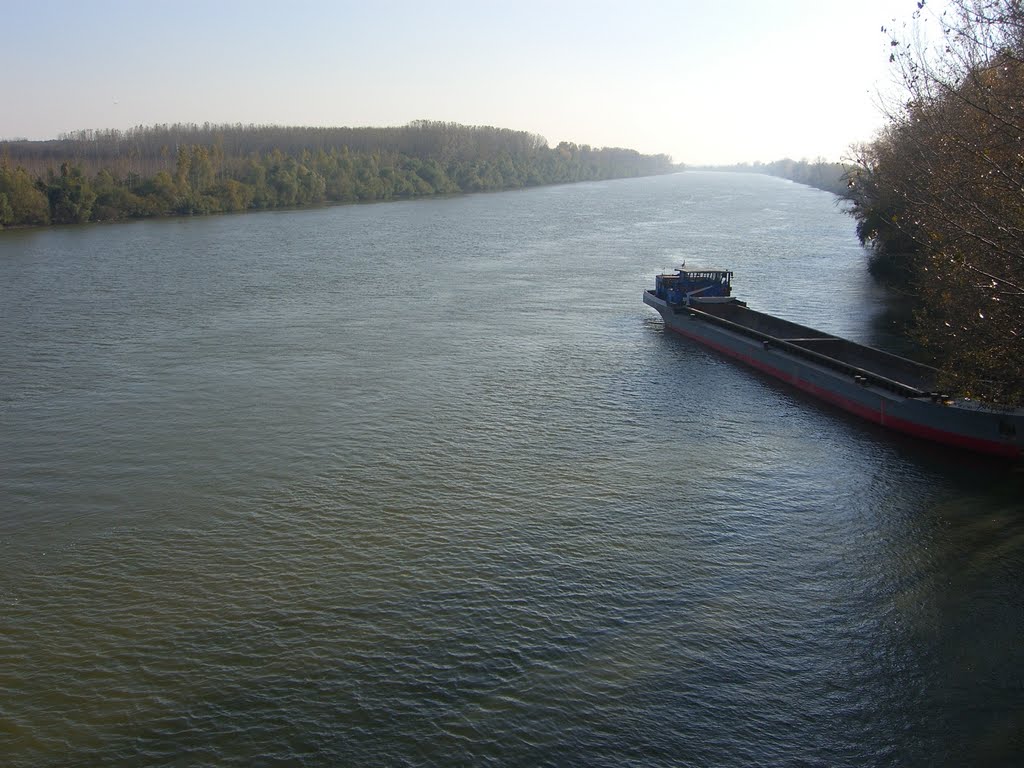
1, 172, 1022, 766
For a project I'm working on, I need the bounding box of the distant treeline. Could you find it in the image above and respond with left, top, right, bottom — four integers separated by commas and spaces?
0, 121, 674, 227
690, 158, 852, 197
759, 159, 852, 197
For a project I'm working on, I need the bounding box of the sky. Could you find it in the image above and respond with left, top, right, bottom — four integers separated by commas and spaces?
2, 0, 923, 165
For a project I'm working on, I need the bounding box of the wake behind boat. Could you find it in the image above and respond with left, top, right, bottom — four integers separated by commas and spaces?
644, 267, 1023, 458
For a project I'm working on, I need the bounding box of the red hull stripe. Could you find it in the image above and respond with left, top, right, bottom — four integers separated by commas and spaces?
666, 323, 1020, 458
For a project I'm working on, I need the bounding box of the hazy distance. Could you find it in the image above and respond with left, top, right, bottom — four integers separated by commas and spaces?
2, 0, 912, 165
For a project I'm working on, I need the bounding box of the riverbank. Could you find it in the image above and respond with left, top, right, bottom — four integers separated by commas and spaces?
0, 122, 675, 229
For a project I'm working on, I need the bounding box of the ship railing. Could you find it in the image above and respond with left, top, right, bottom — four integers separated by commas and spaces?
683, 305, 931, 399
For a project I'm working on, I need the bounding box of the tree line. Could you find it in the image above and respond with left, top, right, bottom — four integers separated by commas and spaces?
759, 158, 852, 197
688, 159, 853, 197
0, 121, 674, 227
845, 0, 1024, 406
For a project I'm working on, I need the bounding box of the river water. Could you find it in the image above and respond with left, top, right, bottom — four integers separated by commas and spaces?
1, 172, 1022, 767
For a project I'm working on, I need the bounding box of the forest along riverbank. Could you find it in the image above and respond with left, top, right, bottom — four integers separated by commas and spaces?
0, 121, 674, 227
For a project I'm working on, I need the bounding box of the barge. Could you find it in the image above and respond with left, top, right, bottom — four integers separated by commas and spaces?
644, 267, 1023, 458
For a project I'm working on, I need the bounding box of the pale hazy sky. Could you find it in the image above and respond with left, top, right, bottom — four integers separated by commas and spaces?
3, 0, 918, 165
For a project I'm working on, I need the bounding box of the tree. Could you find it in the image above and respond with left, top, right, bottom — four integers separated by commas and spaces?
0, 164, 49, 225
44, 163, 96, 224
847, 0, 1024, 404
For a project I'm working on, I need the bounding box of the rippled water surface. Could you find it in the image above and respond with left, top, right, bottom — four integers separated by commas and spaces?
2, 173, 1023, 767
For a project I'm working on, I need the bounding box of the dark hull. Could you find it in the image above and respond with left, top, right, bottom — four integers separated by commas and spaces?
644, 291, 1023, 458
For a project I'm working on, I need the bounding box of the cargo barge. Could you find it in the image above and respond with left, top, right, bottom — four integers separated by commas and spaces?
644, 267, 1023, 458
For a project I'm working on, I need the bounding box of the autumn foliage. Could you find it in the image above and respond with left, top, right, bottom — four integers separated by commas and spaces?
847, 1, 1024, 405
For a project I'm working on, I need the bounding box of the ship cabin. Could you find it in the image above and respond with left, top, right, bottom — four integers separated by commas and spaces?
655, 268, 733, 305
